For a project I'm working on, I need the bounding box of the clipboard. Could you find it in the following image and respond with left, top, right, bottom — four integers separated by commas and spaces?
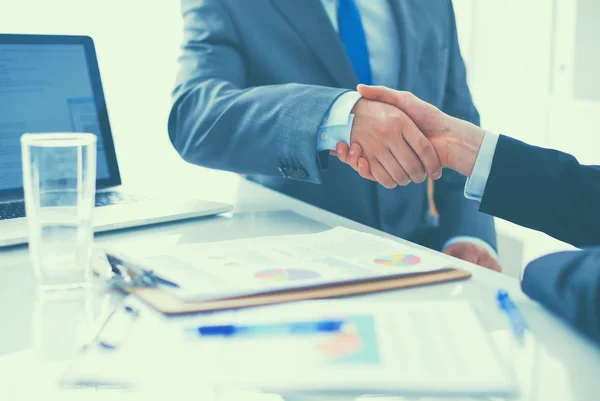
92, 251, 471, 315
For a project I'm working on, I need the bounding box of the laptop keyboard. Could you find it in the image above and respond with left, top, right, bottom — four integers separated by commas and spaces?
0, 202, 26, 221
0, 191, 146, 221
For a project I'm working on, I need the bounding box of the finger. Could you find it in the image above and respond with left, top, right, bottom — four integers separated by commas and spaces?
385, 137, 427, 184
370, 159, 397, 189
336, 142, 350, 163
443, 248, 478, 264
357, 85, 412, 109
358, 86, 443, 179
357, 158, 376, 181
479, 254, 502, 273
400, 119, 443, 180
379, 149, 412, 186
348, 143, 362, 171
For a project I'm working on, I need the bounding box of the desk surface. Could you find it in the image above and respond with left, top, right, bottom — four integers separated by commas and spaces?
1, 179, 599, 401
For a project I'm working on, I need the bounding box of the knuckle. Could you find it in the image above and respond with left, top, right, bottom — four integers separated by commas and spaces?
379, 175, 397, 189
415, 140, 441, 170
412, 173, 426, 184
404, 91, 417, 103
416, 137, 435, 154
391, 171, 409, 186
405, 162, 425, 182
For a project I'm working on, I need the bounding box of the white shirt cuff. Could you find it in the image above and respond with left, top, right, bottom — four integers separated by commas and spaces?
464, 132, 500, 202
316, 91, 362, 152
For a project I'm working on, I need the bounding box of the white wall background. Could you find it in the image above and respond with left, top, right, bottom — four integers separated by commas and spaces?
1, 0, 595, 270
453, 0, 597, 265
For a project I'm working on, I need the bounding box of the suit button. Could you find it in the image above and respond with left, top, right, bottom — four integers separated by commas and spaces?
295, 169, 308, 179
278, 166, 290, 178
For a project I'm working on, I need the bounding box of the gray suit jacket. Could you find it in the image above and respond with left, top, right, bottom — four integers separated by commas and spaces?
168, 0, 496, 250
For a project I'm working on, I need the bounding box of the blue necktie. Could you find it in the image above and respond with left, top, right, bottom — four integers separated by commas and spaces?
338, 0, 372, 85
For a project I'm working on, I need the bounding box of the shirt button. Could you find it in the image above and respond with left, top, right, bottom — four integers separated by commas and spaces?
320, 132, 329, 140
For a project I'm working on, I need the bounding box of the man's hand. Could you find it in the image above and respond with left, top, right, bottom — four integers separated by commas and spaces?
336, 85, 487, 178
337, 142, 503, 272
443, 242, 502, 273
331, 98, 443, 189
332, 86, 502, 273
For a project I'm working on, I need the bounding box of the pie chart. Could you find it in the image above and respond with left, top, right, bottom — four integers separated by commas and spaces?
254, 268, 321, 281
373, 254, 421, 267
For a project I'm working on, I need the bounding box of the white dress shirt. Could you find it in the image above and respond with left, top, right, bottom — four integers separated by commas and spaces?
316, 0, 399, 151
315, 0, 498, 258
464, 132, 500, 201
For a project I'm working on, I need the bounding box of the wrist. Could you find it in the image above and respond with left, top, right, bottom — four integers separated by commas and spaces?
443, 119, 485, 177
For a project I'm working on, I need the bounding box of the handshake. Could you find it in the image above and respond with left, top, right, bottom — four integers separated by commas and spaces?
332, 85, 486, 188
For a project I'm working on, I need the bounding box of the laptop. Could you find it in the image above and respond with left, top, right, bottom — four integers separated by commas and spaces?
0, 34, 232, 248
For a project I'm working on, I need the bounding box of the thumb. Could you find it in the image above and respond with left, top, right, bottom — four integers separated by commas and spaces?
357, 85, 411, 110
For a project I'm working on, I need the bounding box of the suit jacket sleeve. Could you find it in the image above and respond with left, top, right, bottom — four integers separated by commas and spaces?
480, 135, 600, 248
433, 1, 497, 249
522, 249, 600, 343
168, 0, 348, 184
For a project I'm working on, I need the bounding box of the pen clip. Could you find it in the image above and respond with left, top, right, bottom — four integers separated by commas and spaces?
105, 253, 162, 289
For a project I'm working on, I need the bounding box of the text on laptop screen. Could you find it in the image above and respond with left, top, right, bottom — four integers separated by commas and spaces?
0, 44, 111, 192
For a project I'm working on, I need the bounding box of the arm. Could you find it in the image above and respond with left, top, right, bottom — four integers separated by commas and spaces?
522, 249, 600, 343
480, 135, 600, 247
168, 0, 348, 184
342, 84, 600, 248
432, 1, 496, 251
169, 0, 442, 187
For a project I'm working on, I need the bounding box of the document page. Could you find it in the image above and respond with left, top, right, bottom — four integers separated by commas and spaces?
61, 299, 517, 397
112, 227, 460, 301
174, 300, 517, 396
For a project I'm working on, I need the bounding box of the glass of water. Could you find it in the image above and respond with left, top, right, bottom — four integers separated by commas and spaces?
21, 133, 97, 290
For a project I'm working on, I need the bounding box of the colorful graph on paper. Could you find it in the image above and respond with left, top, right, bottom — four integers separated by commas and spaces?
373, 254, 421, 267
315, 315, 380, 364
254, 268, 321, 281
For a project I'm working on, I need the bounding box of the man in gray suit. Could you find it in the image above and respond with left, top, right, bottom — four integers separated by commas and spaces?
168, 0, 500, 270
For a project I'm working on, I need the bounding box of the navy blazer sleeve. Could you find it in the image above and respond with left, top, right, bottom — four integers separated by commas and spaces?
480, 135, 600, 248
522, 249, 600, 343
433, 1, 497, 249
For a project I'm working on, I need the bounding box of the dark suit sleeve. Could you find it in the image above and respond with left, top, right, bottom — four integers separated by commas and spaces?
433, 1, 497, 249
480, 135, 600, 247
168, 0, 348, 184
522, 249, 600, 342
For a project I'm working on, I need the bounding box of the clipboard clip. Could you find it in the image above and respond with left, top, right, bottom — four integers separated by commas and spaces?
105, 252, 179, 289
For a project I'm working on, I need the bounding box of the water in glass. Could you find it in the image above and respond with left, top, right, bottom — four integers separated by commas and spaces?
21, 133, 97, 290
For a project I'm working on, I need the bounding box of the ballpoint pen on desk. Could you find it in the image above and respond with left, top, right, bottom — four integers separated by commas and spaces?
497, 289, 529, 344
186, 319, 346, 337
105, 251, 180, 289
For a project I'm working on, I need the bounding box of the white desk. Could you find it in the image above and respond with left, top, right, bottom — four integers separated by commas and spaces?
1, 179, 599, 401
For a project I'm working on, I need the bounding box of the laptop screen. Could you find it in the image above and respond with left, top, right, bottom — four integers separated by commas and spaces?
0, 40, 116, 195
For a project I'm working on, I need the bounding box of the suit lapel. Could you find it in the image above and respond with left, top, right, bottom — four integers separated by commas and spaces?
270, 0, 359, 89
388, 0, 422, 89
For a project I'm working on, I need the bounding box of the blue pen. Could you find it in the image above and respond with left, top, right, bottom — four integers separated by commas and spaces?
497, 289, 528, 344
186, 319, 345, 337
